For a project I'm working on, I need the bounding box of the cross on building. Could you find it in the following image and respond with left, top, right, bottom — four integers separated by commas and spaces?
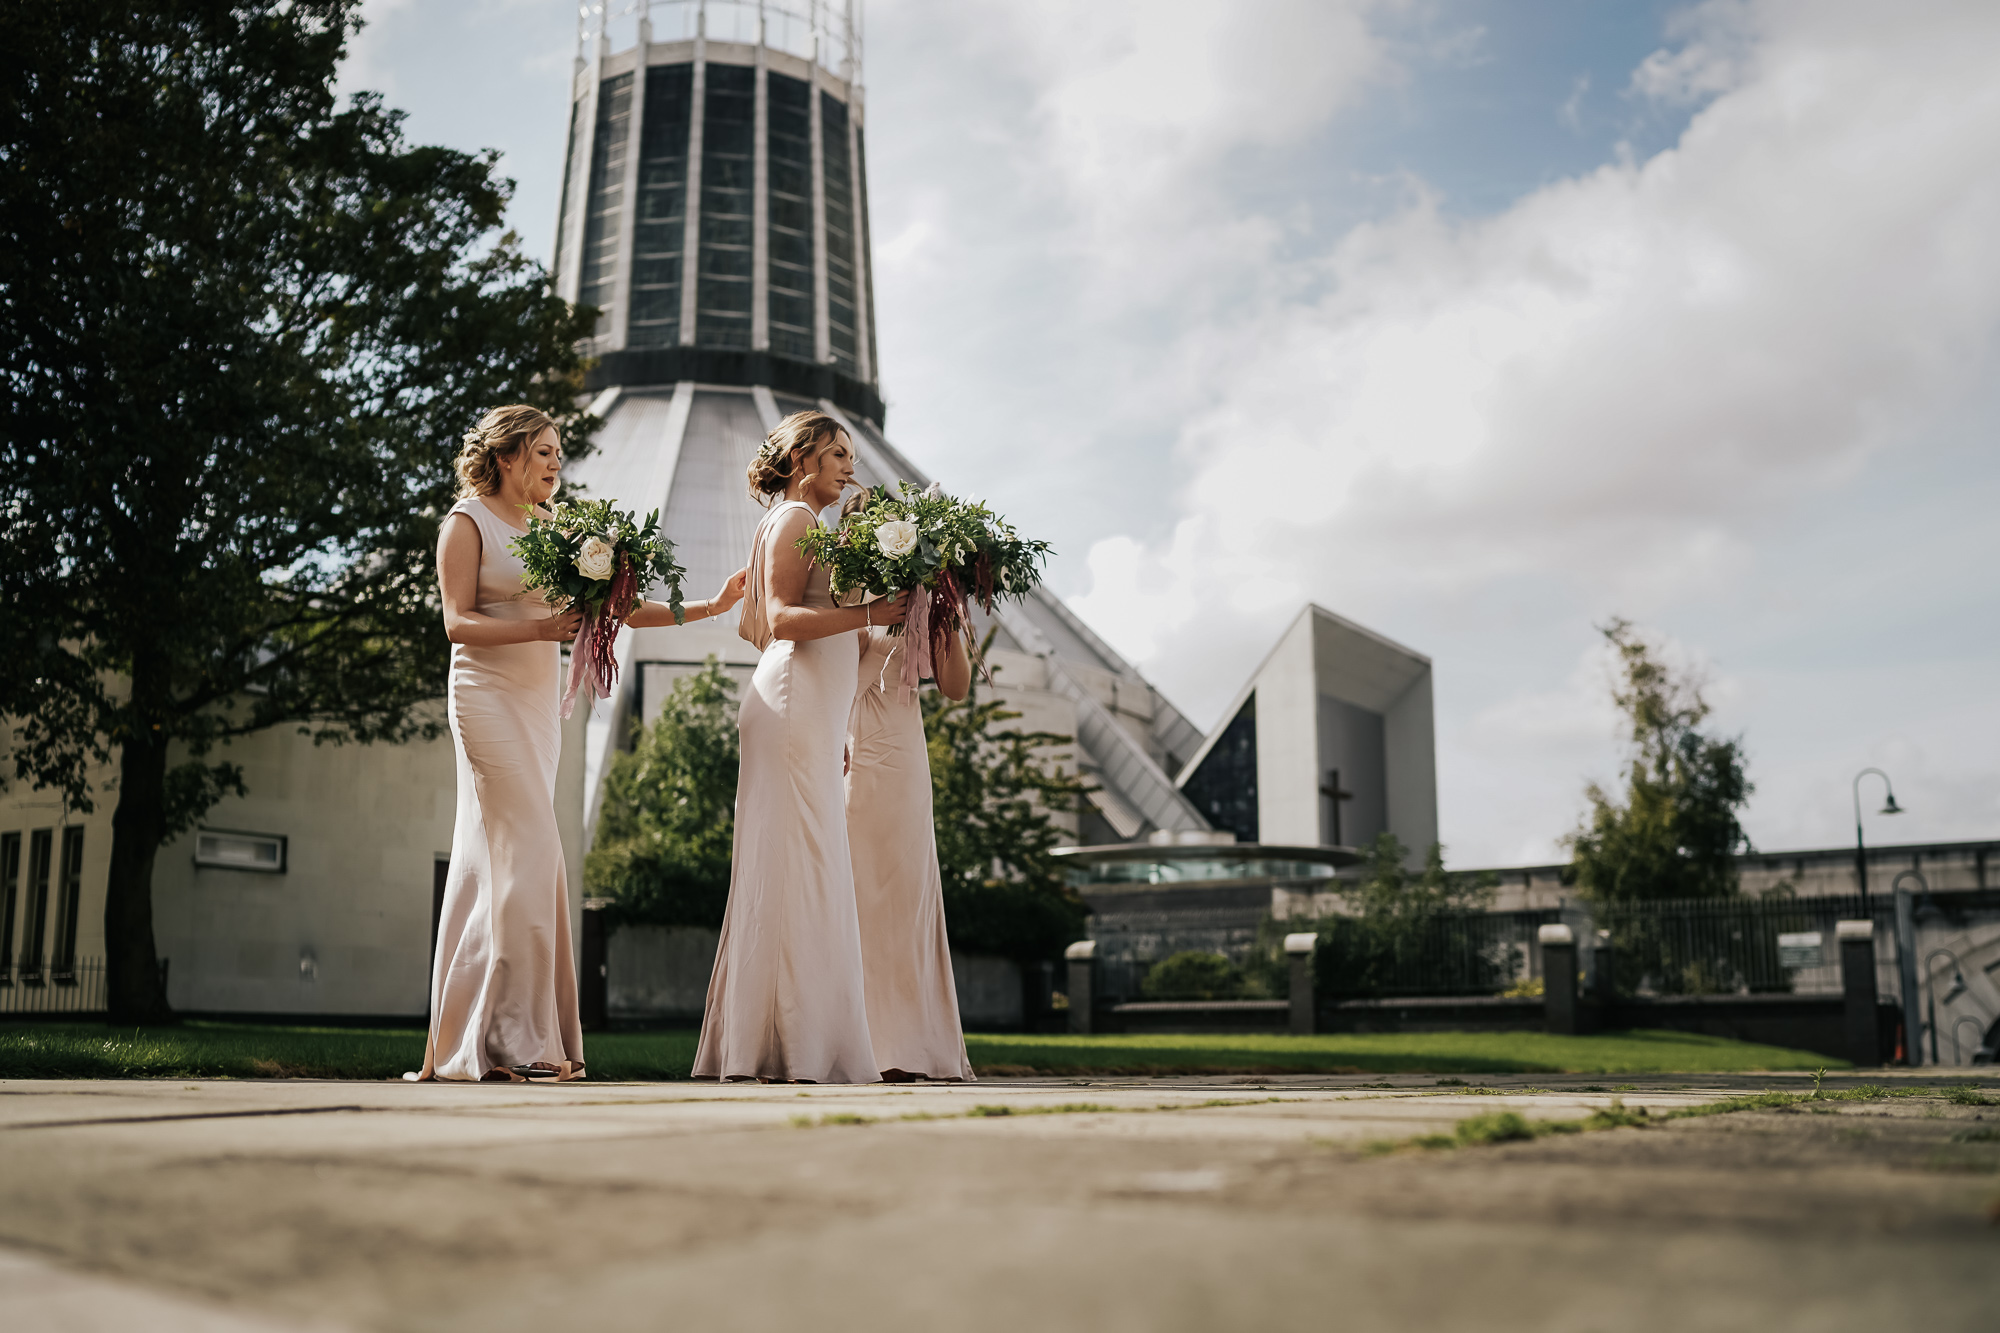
1320, 769, 1354, 848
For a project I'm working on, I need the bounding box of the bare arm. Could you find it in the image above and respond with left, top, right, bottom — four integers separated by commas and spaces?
765, 508, 909, 642
934, 625, 973, 701
437, 513, 581, 647
626, 567, 750, 628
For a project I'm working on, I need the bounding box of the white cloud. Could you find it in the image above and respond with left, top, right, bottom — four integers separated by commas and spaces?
1041, 0, 2000, 861
1070, 0, 2000, 682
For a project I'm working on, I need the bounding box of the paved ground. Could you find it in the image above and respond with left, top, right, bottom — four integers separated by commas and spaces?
0, 1071, 1994, 1331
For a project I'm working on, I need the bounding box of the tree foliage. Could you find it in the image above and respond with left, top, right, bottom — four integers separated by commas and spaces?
923, 667, 1092, 962
0, 1, 597, 1018
1566, 619, 1753, 903
586, 661, 740, 931
1269, 834, 1504, 999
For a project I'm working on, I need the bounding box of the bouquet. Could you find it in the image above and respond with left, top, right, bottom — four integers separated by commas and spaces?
797, 481, 1052, 698
509, 498, 687, 718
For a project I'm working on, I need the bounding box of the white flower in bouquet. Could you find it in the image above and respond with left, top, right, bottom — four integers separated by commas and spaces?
575, 535, 617, 580
875, 519, 919, 558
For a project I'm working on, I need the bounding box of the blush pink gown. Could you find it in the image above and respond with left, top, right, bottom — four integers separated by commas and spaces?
417, 498, 584, 1081
692, 501, 877, 1083
846, 629, 975, 1081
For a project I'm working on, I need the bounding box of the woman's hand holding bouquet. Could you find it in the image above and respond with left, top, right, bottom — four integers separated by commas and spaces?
796, 481, 1052, 698
510, 499, 688, 717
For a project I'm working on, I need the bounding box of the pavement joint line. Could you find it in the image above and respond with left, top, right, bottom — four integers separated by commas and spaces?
6, 1104, 372, 1131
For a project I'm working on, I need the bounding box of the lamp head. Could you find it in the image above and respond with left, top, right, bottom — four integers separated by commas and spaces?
1881, 793, 1904, 816
1943, 972, 1967, 1006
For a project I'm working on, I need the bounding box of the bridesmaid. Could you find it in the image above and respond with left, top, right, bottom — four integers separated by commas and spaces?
845, 525, 977, 1082
693, 411, 908, 1083
417, 405, 744, 1083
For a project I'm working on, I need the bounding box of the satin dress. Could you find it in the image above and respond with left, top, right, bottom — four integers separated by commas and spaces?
846, 628, 975, 1080
692, 500, 878, 1083
419, 498, 584, 1080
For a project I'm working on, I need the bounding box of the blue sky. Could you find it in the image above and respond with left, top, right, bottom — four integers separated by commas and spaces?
341, 0, 2000, 866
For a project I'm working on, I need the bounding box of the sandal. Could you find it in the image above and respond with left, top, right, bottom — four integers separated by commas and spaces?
517, 1061, 586, 1082
481, 1066, 527, 1082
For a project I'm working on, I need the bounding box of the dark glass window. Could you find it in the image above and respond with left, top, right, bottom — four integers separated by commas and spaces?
855, 125, 878, 383
18, 828, 51, 975
51, 827, 83, 979
0, 832, 18, 977
580, 72, 635, 336
766, 72, 815, 363
628, 64, 693, 348
696, 63, 755, 349
820, 90, 858, 375
1180, 695, 1258, 845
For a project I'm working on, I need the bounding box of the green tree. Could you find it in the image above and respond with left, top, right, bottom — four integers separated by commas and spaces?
0, 2, 597, 1020
924, 665, 1092, 962
586, 661, 740, 930
1267, 834, 1502, 998
1566, 619, 1753, 903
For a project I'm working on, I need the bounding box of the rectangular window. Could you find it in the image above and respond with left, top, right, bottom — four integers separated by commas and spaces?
766, 72, 816, 363
51, 827, 83, 979
0, 832, 19, 979
696, 63, 756, 349
579, 72, 635, 337
18, 829, 51, 977
194, 829, 288, 873
628, 63, 694, 348
819, 91, 858, 376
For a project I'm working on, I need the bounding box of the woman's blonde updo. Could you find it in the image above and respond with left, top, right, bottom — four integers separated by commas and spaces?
455, 405, 557, 498
748, 410, 845, 504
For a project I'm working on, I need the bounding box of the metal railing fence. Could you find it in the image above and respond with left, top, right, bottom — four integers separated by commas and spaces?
0, 959, 108, 1016
1591, 895, 1896, 998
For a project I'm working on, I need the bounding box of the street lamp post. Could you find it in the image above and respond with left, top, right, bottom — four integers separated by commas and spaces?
1923, 947, 1969, 1066
1851, 768, 1903, 912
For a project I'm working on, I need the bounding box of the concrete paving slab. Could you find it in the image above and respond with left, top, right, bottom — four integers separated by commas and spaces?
0, 1074, 1993, 1331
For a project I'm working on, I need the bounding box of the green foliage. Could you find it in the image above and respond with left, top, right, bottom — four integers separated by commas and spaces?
509, 498, 686, 618
924, 660, 1092, 961
0, 2, 596, 1018
1567, 619, 1752, 903
586, 661, 741, 930
798, 481, 1052, 605
1141, 951, 1268, 1000
1267, 834, 1505, 998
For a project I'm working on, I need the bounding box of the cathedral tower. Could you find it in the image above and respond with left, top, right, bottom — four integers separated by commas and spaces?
557, 0, 881, 422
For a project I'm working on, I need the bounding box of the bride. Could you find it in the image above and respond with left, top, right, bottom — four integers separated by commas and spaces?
692, 410, 908, 1083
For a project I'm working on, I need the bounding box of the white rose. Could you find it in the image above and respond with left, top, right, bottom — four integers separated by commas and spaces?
875, 519, 919, 559
575, 535, 617, 580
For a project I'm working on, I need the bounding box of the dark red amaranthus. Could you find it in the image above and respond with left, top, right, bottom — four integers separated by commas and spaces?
560, 556, 641, 719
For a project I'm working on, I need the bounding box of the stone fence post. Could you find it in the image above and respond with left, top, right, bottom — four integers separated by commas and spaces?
1284, 933, 1317, 1036
1591, 929, 1616, 1004
1837, 919, 1878, 1067
1540, 923, 1578, 1036
1064, 940, 1097, 1036
580, 899, 609, 1032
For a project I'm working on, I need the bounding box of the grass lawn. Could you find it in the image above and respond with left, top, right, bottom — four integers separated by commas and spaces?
959, 1030, 1845, 1076
0, 1022, 1839, 1080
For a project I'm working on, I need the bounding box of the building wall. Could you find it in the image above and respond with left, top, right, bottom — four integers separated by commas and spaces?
1479, 839, 2000, 912
1, 702, 588, 1019
1253, 613, 1320, 845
